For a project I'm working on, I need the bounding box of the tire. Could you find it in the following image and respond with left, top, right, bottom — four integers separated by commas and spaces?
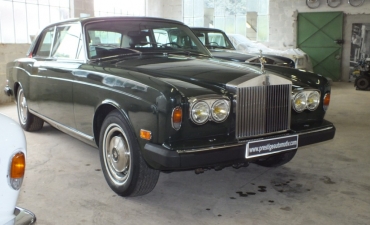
16, 87, 44, 131
254, 149, 297, 167
355, 75, 370, 90
99, 110, 160, 197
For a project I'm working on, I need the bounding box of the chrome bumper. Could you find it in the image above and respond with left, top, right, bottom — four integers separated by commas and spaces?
14, 207, 36, 225
3, 85, 13, 96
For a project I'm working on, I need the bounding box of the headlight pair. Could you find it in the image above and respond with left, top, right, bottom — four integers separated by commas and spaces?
190, 98, 230, 125
292, 90, 320, 113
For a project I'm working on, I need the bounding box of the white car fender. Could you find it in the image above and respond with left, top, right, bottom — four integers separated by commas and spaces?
0, 114, 27, 225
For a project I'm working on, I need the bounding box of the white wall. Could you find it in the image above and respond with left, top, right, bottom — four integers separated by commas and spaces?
267, 0, 370, 81
267, 0, 370, 50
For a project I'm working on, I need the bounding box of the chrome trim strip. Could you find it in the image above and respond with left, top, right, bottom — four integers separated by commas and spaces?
176, 126, 334, 154
29, 109, 97, 147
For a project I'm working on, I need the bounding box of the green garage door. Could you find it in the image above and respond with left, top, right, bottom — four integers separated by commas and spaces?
297, 12, 343, 81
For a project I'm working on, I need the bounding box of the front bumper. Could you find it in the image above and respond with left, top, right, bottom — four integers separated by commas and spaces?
143, 121, 335, 170
14, 207, 36, 225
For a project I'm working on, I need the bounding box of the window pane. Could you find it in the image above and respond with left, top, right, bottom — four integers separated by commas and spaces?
50, 6, 61, 23
50, 0, 59, 7
39, 5, 50, 29
183, 0, 193, 17
257, 15, 269, 41
59, 0, 69, 8
38, 0, 49, 6
26, 0, 38, 4
27, 4, 39, 38
14, 2, 28, 43
60, 7, 69, 20
0, 1, 15, 43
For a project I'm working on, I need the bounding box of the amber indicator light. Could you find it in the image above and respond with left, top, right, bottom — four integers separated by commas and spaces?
11, 152, 26, 179
324, 93, 331, 105
172, 107, 182, 123
140, 129, 152, 140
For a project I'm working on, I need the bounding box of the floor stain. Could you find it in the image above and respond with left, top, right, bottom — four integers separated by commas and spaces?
320, 176, 336, 184
280, 206, 292, 211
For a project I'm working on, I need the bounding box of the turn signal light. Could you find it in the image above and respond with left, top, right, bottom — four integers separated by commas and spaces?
172, 106, 182, 130
140, 129, 152, 140
323, 93, 331, 111
10, 152, 25, 190
11, 152, 25, 179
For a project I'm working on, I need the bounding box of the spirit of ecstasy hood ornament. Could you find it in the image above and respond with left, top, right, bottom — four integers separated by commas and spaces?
259, 49, 266, 74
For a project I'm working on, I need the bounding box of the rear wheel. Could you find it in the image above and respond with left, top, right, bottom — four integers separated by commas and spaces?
254, 149, 297, 167
99, 110, 160, 197
16, 87, 44, 131
355, 75, 370, 90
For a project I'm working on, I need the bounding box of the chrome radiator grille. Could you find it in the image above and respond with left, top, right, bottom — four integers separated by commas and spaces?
236, 84, 291, 139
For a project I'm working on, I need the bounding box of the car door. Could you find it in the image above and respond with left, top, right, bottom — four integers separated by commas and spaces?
33, 23, 82, 129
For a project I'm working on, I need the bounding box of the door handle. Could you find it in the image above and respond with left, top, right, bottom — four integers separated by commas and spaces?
334, 39, 344, 45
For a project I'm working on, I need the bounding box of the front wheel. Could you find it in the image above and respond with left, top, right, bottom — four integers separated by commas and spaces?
254, 149, 297, 167
16, 87, 44, 131
99, 110, 160, 197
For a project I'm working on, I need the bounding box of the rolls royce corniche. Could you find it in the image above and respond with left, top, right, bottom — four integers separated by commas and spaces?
0, 114, 36, 225
191, 27, 296, 69
4, 17, 335, 197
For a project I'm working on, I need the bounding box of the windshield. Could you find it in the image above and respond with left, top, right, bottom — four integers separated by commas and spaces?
85, 20, 211, 59
193, 30, 235, 50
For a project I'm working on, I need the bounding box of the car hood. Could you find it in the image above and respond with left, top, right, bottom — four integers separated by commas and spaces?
108, 54, 325, 96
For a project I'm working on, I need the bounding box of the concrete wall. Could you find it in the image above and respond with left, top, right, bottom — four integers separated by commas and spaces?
147, 0, 183, 22
267, 0, 370, 81
0, 44, 30, 104
267, 0, 370, 50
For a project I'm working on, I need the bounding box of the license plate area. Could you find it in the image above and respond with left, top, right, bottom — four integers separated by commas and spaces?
246, 135, 298, 158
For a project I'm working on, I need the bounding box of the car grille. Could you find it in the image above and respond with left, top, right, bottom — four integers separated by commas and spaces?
235, 84, 291, 139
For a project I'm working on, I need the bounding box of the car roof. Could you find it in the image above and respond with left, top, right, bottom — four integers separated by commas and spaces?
191, 27, 225, 33
43, 16, 185, 27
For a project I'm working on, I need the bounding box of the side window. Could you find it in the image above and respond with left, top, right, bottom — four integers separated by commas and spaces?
51, 24, 82, 59
34, 27, 54, 57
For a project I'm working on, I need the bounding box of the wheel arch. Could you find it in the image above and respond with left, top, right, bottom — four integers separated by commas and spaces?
93, 101, 135, 147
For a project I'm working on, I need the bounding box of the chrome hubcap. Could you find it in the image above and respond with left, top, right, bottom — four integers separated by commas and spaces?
103, 124, 131, 185
18, 90, 28, 124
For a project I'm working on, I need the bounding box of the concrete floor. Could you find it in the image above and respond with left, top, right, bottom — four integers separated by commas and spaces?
1, 81, 369, 225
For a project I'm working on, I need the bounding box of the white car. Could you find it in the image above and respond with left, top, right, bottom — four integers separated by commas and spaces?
227, 33, 313, 72
0, 114, 36, 225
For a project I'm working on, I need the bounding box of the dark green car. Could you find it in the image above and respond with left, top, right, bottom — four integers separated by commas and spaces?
4, 17, 335, 197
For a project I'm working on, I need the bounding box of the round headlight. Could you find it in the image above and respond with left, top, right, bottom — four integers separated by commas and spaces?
191, 101, 210, 125
211, 100, 229, 122
307, 91, 320, 111
293, 92, 307, 113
